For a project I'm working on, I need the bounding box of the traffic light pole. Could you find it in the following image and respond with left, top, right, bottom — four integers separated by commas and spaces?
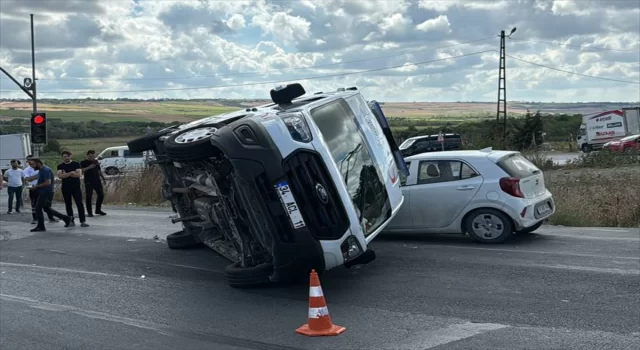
31, 14, 38, 114
0, 14, 40, 155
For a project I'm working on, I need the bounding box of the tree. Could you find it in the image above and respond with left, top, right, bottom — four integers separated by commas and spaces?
509, 109, 544, 151
42, 139, 62, 154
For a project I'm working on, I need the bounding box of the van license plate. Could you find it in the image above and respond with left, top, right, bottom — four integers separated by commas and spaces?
275, 181, 306, 230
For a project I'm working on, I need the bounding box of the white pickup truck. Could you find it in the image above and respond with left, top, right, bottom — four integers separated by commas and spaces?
126, 83, 409, 288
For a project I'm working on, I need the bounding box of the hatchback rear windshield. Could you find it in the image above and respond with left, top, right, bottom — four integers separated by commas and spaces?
496, 154, 540, 178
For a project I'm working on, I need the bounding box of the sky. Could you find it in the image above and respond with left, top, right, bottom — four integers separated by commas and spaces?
0, 0, 639, 102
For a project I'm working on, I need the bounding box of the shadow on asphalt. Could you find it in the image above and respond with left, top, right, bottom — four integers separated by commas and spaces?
375, 231, 547, 246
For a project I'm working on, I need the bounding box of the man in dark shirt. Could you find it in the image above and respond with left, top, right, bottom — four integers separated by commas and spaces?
80, 150, 107, 216
57, 151, 89, 227
30, 158, 71, 232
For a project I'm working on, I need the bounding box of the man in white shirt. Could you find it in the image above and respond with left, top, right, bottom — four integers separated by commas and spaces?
3, 159, 24, 214
23, 155, 58, 224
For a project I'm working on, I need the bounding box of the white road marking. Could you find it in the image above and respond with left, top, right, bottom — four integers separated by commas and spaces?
1, 293, 163, 332
0, 262, 139, 279
532, 264, 640, 276
390, 322, 509, 350
427, 245, 640, 261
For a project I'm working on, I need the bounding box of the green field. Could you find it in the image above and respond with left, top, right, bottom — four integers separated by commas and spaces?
58, 137, 135, 156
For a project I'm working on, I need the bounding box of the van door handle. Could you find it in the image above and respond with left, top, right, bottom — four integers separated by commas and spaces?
457, 185, 475, 190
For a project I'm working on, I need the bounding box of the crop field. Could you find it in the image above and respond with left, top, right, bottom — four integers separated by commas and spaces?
2, 100, 634, 123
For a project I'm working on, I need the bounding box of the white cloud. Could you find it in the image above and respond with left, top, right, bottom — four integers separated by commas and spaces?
0, 0, 637, 103
416, 15, 452, 33
226, 14, 246, 30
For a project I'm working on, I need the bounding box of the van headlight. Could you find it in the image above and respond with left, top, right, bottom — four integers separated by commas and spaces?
281, 114, 312, 143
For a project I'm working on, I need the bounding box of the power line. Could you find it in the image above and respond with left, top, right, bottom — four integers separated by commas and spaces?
30, 37, 496, 82
509, 38, 639, 52
505, 53, 640, 85
0, 50, 495, 95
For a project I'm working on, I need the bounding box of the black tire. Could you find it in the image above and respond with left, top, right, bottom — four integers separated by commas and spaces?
166, 230, 202, 249
225, 261, 273, 288
127, 126, 179, 153
517, 220, 543, 234
464, 208, 513, 244
104, 167, 119, 176
581, 143, 591, 153
164, 125, 220, 162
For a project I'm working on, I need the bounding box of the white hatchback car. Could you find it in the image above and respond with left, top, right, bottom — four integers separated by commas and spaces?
383, 149, 556, 243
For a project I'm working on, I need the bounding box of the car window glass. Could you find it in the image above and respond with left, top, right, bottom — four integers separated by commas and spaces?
461, 163, 479, 179
418, 160, 477, 184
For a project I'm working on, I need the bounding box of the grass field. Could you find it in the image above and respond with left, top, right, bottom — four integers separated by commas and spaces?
58, 137, 135, 156
2, 100, 635, 123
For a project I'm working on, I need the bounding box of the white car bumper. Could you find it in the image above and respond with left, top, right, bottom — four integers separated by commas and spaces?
501, 192, 556, 231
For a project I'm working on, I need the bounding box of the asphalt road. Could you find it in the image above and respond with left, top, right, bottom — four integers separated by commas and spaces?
0, 193, 639, 350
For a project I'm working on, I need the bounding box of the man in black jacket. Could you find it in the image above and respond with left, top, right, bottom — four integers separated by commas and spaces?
57, 151, 89, 227
80, 150, 107, 217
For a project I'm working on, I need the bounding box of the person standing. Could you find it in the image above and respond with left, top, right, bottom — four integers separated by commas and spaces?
57, 151, 89, 227
24, 155, 59, 225
30, 158, 71, 232
80, 150, 107, 217
3, 159, 24, 214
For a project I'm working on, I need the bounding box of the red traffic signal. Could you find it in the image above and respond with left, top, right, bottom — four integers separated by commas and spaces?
31, 112, 47, 144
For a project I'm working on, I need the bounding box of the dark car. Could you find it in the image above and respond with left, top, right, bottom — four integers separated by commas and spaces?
399, 133, 462, 157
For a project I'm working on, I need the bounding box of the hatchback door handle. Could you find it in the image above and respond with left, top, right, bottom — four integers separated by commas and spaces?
457, 185, 475, 190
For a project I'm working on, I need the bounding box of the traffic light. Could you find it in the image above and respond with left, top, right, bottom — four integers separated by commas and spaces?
30, 112, 47, 144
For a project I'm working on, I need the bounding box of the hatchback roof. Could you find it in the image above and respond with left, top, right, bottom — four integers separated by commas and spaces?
405, 149, 518, 162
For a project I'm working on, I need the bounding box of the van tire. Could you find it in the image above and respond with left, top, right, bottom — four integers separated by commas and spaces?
164, 125, 220, 162
166, 230, 202, 249
104, 167, 119, 176
225, 261, 273, 288
127, 126, 179, 153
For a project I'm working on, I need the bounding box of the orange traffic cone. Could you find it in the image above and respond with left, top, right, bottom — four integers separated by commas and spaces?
296, 269, 346, 337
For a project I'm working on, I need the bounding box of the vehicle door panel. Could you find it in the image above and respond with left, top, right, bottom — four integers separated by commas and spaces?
385, 161, 415, 230
410, 160, 483, 229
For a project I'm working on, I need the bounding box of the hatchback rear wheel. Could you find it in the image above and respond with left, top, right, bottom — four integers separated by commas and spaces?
465, 208, 513, 244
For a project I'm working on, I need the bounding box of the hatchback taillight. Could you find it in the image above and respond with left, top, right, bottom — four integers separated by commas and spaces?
499, 177, 524, 198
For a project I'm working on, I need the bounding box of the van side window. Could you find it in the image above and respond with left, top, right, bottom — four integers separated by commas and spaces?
123, 150, 143, 158
103, 150, 118, 158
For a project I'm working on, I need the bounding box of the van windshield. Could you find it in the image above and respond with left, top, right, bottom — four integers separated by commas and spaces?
399, 139, 416, 150
310, 99, 392, 236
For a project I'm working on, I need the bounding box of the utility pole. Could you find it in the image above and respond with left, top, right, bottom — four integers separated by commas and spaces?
0, 14, 40, 155
496, 27, 516, 143
30, 14, 38, 114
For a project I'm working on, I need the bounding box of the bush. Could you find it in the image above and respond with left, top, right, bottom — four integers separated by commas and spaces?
52, 165, 166, 207
545, 167, 640, 227
566, 149, 640, 168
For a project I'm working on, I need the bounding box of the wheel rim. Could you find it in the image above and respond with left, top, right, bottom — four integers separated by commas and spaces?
471, 214, 505, 239
175, 127, 217, 144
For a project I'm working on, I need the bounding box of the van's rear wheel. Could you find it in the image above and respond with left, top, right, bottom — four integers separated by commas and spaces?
127, 125, 179, 153
164, 125, 220, 162
225, 261, 273, 288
